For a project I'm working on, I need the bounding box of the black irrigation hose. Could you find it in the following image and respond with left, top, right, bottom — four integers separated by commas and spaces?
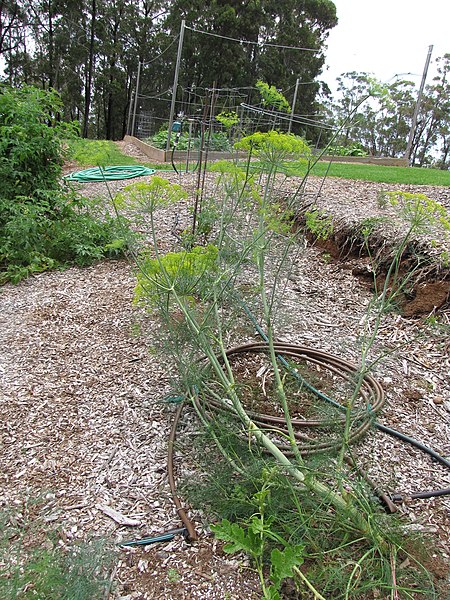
374, 422, 450, 471
167, 323, 449, 536
191, 340, 450, 503
167, 336, 449, 539
392, 488, 450, 502
237, 303, 450, 501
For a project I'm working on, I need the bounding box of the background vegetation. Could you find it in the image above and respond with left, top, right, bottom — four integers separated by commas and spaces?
1, 0, 447, 167
0, 0, 336, 140
324, 66, 450, 168
0, 85, 128, 283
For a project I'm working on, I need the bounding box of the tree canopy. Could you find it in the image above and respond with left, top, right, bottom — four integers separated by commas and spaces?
322, 57, 450, 168
1, 0, 337, 139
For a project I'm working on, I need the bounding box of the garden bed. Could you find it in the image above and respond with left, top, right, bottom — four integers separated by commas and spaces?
123, 135, 247, 164
1, 143, 449, 598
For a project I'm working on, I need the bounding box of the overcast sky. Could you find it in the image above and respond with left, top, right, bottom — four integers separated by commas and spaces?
321, 0, 450, 93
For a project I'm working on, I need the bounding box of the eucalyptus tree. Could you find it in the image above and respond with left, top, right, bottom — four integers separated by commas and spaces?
376, 79, 415, 158
256, 0, 337, 122
161, 0, 337, 126
411, 53, 450, 167
325, 68, 450, 164
0, 0, 22, 55
329, 71, 373, 147
355, 79, 415, 158
3, 0, 338, 140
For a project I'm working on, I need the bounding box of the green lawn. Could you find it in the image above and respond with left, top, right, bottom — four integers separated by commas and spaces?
68, 139, 139, 166
68, 138, 174, 172
285, 160, 450, 186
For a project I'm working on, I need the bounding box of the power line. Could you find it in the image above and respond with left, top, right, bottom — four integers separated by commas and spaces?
185, 25, 319, 53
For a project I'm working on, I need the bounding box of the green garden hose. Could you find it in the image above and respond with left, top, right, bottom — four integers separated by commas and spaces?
65, 165, 156, 182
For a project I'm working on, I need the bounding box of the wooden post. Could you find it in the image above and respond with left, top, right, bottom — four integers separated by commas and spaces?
166, 20, 186, 153
405, 45, 433, 165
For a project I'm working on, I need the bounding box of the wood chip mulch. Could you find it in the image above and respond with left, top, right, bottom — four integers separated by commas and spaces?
1, 143, 448, 598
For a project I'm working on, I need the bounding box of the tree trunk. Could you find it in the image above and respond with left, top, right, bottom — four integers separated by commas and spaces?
83, 0, 96, 138
47, 0, 54, 88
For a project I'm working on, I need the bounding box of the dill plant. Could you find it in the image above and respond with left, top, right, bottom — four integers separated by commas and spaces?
117, 132, 448, 599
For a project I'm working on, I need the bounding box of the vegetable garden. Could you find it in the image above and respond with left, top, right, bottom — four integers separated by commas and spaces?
0, 87, 449, 599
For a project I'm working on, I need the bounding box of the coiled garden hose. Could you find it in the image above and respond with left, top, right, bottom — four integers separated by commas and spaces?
65, 165, 156, 182
168, 337, 449, 539
238, 302, 450, 488
192, 341, 385, 456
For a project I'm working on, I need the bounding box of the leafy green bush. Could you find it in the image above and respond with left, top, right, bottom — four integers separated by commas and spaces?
325, 142, 368, 156
255, 80, 291, 113
149, 128, 231, 151
305, 209, 334, 240
0, 85, 76, 198
0, 85, 129, 283
216, 111, 239, 129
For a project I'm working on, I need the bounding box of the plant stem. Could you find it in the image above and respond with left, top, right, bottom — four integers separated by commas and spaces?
293, 566, 327, 600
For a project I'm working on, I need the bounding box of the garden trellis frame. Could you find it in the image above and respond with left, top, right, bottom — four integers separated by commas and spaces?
127, 18, 327, 146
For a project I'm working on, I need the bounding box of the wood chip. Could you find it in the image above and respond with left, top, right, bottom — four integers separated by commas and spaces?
97, 504, 141, 527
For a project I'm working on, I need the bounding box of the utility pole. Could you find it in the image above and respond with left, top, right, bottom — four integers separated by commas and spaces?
131, 61, 142, 138
166, 19, 186, 153
288, 78, 299, 133
405, 45, 433, 165
126, 90, 134, 136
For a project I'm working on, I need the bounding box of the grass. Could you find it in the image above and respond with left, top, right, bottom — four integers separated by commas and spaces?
285, 159, 450, 186
68, 139, 139, 167
68, 138, 170, 171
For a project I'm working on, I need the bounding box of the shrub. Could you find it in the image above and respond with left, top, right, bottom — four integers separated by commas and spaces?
149, 128, 231, 151
0, 85, 128, 283
325, 143, 368, 157
0, 85, 77, 198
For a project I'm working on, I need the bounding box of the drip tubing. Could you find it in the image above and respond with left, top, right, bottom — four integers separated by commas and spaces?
189, 340, 450, 504
119, 528, 188, 547
391, 487, 450, 502
168, 402, 198, 541
193, 341, 385, 456
238, 303, 450, 496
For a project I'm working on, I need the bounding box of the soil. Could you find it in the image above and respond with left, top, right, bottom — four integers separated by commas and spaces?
295, 176, 450, 317
1, 142, 449, 599
310, 233, 450, 317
